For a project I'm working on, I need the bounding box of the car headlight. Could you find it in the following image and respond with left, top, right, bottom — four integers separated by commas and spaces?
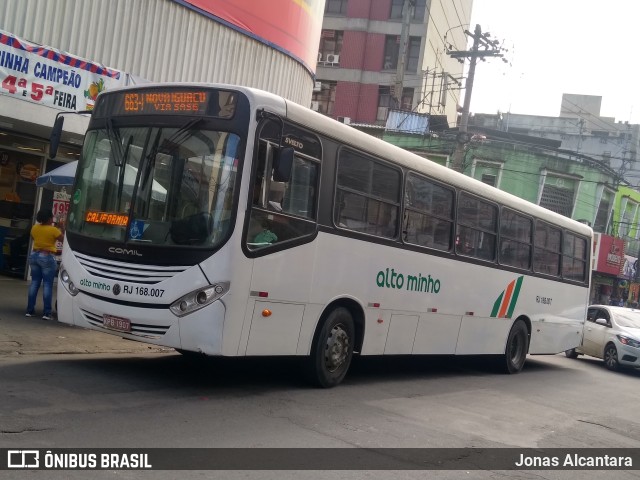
59, 265, 79, 296
616, 335, 640, 348
170, 282, 229, 317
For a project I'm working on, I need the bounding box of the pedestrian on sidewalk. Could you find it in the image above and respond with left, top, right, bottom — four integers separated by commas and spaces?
26, 208, 64, 320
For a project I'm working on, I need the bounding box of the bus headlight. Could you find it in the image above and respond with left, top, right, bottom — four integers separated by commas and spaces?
59, 266, 79, 296
170, 282, 229, 317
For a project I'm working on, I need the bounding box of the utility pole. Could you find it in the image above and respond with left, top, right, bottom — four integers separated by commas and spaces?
394, 0, 414, 108
447, 24, 506, 172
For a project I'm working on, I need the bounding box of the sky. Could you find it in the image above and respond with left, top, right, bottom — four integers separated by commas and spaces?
467, 0, 640, 123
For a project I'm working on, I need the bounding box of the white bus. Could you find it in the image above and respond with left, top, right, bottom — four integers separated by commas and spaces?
52, 83, 592, 387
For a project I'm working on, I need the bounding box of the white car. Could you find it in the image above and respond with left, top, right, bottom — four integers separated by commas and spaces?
565, 305, 640, 371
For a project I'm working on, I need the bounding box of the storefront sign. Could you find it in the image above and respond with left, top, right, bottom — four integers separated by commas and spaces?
0, 29, 126, 111
593, 233, 625, 275
53, 189, 70, 253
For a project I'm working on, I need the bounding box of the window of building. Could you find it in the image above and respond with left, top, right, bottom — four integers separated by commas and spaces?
539, 175, 576, 218
378, 86, 413, 118
318, 30, 343, 64
620, 199, 638, 239
593, 187, 613, 232
403, 173, 454, 251
377, 86, 392, 121
389, 0, 427, 20
481, 174, 497, 186
325, 0, 348, 14
383, 35, 421, 73
334, 150, 401, 239
473, 161, 502, 188
311, 81, 337, 116
400, 87, 414, 110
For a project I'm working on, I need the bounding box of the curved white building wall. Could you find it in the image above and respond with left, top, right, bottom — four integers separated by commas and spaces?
1, 0, 313, 105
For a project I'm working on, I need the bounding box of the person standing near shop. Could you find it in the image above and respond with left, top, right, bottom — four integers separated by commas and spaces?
26, 208, 64, 320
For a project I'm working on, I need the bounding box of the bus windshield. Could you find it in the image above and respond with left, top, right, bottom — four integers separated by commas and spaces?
68, 123, 240, 248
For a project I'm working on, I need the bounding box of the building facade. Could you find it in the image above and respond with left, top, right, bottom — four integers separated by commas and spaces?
469, 94, 640, 188
314, 0, 472, 127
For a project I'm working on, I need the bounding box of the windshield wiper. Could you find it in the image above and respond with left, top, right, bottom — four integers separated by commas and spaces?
106, 118, 126, 167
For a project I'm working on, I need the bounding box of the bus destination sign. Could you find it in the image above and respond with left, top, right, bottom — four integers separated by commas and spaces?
85, 211, 128, 226
93, 87, 238, 118
123, 91, 209, 114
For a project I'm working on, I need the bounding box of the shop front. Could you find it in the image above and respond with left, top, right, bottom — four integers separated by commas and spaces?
590, 233, 625, 305
0, 29, 127, 278
0, 132, 79, 278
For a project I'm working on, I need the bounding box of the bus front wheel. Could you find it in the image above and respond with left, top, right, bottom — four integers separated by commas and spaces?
501, 319, 529, 374
307, 307, 355, 388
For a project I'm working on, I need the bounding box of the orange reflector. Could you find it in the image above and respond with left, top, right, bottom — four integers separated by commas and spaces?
262, 309, 272, 317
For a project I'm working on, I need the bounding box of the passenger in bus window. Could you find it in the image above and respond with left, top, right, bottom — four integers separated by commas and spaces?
253, 218, 278, 244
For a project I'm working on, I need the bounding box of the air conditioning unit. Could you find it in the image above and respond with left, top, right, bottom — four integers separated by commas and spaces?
337, 116, 351, 125
310, 101, 320, 111
326, 54, 340, 64
317, 52, 323, 62
313, 81, 322, 92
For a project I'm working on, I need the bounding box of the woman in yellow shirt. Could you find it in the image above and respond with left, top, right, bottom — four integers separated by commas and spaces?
26, 209, 64, 320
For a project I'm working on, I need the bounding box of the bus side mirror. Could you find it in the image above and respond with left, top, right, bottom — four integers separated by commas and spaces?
273, 147, 294, 182
49, 116, 65, 159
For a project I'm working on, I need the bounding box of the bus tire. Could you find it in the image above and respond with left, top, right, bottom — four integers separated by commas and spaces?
307, 307, 354, 388
501, 319, 529, 374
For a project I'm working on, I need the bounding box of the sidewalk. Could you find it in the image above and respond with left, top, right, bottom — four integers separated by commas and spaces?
0, 276, 173, 356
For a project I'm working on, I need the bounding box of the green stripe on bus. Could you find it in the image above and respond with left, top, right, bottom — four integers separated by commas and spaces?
491, 291, 504, 317
506, 276, 524, 318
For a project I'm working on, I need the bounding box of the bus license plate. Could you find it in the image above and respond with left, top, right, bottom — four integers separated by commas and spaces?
103, 314, 131, 333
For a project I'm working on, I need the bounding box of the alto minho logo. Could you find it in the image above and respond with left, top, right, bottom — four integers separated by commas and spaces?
376, 267, 441, 294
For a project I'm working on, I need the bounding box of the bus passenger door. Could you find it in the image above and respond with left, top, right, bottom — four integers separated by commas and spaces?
242, 130, 320, 356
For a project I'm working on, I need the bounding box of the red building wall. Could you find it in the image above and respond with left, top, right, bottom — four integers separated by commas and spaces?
369, 0, 392, 20
346, 0, 391, 20
347, 0, 370, 18
334, 82, 361, 119
362, 33, 384, 71
340, 31, 367, 70
356, 83, 379, 123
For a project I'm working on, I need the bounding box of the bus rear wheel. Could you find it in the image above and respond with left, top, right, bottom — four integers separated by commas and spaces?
307, 307, 354, 388
501, 319, 529, 374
